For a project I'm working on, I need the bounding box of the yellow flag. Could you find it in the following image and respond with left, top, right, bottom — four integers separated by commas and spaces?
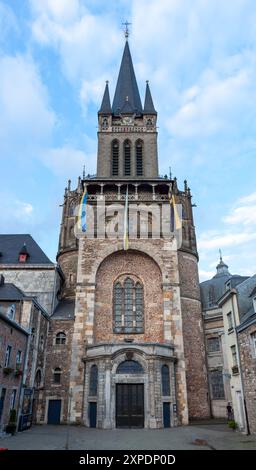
171, 194, 182, 231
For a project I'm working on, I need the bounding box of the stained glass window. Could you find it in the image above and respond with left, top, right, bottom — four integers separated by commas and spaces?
116, 360, 144, 374
161, 365, 170, 396
113, 278, 144, 333
89, 365, 98, 396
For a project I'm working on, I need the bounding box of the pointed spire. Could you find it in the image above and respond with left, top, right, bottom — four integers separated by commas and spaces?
112, 41, 143, 116
98, 81, 111, 114
144, 81, 157, 115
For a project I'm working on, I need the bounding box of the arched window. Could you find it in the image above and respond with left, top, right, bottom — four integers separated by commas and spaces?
124, 140, 131, 176
112, 140, 119, 176
55, 332, 66, 345
161, 365, 170, 396
89, 365, 98, 396
117, 360, 144, 374
146, 118, 153, 126
35, 369, 41, 388
39, 335, 44, 351
102, 117, 108, 129
136, 140, 143, 176
113, 277, 144, 333
53, 367, 62, 384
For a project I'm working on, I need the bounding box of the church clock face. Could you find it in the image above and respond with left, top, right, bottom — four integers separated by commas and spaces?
122, 116, 133, 125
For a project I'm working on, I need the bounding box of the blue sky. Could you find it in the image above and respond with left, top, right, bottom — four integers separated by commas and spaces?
0, 0, 256, 280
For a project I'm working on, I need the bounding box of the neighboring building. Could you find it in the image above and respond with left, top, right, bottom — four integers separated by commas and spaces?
218, 274, 256, 432
200, 256, 248, 418
0, 274, 49, 433
237, 286, 256, 434
0, 234, 58, 315
42, 38, 210, 428
0, 306, 28, 434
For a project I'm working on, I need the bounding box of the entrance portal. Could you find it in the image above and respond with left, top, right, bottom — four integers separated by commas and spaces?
116, 384, 144, 428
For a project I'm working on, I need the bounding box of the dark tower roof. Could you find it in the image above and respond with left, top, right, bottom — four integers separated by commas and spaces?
112, 41, 143, 116
98, 81, 112, 114
144, 81, 157, 115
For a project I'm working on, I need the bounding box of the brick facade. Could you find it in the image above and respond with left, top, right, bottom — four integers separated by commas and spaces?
238, 323, 256, 434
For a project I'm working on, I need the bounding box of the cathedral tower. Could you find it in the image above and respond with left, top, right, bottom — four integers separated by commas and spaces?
44, 35, 209, 428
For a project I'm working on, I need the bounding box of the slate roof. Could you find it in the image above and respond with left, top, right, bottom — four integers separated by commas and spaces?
144, 82, 157, 115
200, 257, 248, 310
236, 274, 256, 318
51, 299, 75, 319
0, 282, 26, 300
0, 234, 53, 265
98, 82, 112, 114
112, 41, 143, 116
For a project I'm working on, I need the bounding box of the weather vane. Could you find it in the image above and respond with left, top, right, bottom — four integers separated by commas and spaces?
122, 21, 132, 39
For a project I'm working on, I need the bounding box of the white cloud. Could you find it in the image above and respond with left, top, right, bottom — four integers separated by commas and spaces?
0, 2, 19, 44
199, 269, 215, 282
167, 67, 253, 138
0, 54, 56, 151
14, 201, 34, 219
198, 231, 256, 250
238, 192, 256, 204
29, 0, 80, 24
223, 191, 256, 225
41, 146, 95, 177
29, 0, 120, 88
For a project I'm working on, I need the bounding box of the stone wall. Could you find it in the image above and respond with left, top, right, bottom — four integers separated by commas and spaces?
40, 319, 74, 423
0, 268, 56, 315
0, 316, 28, 431
238, 324, 256, 434
69, 237, 189, 426
94, 250, 163, 343
178, 251, 210, 419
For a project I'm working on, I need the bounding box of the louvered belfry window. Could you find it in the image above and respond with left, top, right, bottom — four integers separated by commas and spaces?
136, 140, 143, 176
113, 277, 144, 333
124, 140, 131, 176
112, 140, 119, 176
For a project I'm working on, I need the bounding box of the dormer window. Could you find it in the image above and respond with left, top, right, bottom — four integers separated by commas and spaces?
253, 296, 256, 313
19, 243, 29, 263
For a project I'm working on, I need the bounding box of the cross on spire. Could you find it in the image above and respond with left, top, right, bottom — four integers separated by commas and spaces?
122, 21, 132, 39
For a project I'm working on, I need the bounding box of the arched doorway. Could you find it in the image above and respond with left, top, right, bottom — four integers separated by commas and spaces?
115, 360, 144, 428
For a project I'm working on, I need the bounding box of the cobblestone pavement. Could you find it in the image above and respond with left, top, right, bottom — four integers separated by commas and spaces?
1, 424, 256, 450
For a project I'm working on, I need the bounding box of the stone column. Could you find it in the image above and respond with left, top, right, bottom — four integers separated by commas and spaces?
103, 360, 112, 429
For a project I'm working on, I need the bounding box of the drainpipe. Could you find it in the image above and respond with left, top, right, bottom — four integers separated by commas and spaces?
231, 294, 250, 435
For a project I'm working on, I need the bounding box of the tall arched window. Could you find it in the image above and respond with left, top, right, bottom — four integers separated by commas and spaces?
113, 277, 144, 333
89, 365, 98, 396
112, 140, 119, 176
161, 365, 170, 396
136, 140, 143, 176
53, 367, 62, 384
55, 332, 66, 345
124, 140, 131, 176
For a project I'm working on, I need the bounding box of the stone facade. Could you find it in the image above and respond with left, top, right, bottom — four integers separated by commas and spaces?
238, 323, 256, 434
0, 268, 57, 315
39, 319, 74, 424
42, 38, 210, 429
0, 313, 28, 432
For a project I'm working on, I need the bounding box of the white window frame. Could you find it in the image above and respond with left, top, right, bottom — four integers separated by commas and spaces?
9, 389, 17, 411
4, 345, 12, 367
227, 312, 233, 331
251, 331, 256, 358
16, 350, 22, 366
